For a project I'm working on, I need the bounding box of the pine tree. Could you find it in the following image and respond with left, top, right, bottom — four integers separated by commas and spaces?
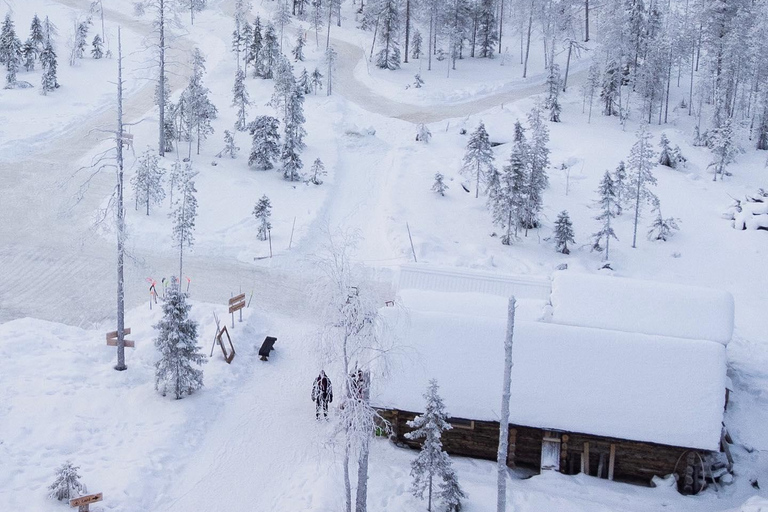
627, 125, 658, 248
438, 466, 465, 512
411, 29, 422, 59
74, 19, 91, 59
432, 172, 448, 196
647, 208, 680, 241
545, 63, 562, 122
600, 59, 620, 117
40, 40, 58, 94
131, 150, 166, 215
241, 19, 253, 74
658, 133, 673, 167
1, 14, 22, 87
298, 67, 312, 95
220, 129, 239, 158
375, 0, 401, 70
249, 16, 263, 77
171, 163, 198, 279
21, 38, 36, 71
475, 0, 497, 58
248, 115, 281, 169
91, 34, 103, 58
154, 277, 205, 400
311, 66, 324, 94
29, 14, 45, 54
273, 0, 292, 51
292, 32, 305, 61
591, 171, 619, 261
417, 124, 431, 143
325, 46, 337, 96
180, 49, 218, 156
405, 380, 465, 512
232, 68, 250, 131
491, 123, 527, 245
309, 157, 326, 184
48, 461, 85, 502
521, 104, 550, 233
708, 120, 738, 181
281, 82, 307, 181
462, 121, 495, 198
612, 160, 627, 215
261, 22, 279, 79
252, 194, 273, 241
554, 210, 575, 254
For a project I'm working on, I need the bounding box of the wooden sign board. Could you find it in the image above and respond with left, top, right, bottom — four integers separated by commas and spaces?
217, 326, 236, 364
228, 293, 246, 306
228, 302, 245, 314
106, 328, 135, 348
70, 493, 103, 507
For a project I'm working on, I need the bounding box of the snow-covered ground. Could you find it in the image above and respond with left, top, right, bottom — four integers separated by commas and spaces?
1, 0, 767, 510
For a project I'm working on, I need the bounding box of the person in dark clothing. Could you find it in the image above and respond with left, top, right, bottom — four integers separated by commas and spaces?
312, 370, 333, 419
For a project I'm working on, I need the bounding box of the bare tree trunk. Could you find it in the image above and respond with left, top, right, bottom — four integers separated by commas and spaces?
664, 52, 672, 124
115, 26, 127, 372
498, 0, 504, 54
355, 440, 370, 512
159, 0, 166, 157
404, 0, 410, 63
563, 41, 572, 92
326, 2, 333, 49
428, 15, 433, 71
523, 1, 533, 78
584, 0, 589, 41
496, 297, 516, 512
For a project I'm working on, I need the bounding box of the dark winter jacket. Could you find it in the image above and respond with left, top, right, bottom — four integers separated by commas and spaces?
312, 373, 333, 403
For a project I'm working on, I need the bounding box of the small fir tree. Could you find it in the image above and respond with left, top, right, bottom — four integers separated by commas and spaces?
553, 210, 575, 254
432, 172, 448, 196
309, 157, 326, 184
171, 163, 198, 279
405, 380, 465, 512
253, 194, 272, 241
292, 32, 305, 61
21, 38, 36, 71
131, 149, 166, 215
249, 16, 263, 77
627, 125, 658, 248
658, 133, 674, 167
708, 120, 738, 181
612, 161, 627, 215
591, 171, 619, 261
462, 121, 495, 198
248, 115, 280, 169
438, 467, 465, 512
48, 461, 85, 502
521, 104, 550, 233
91, 34, 103, 59
154, 277, 206, 400
40, 40, 58, 93
310, 66, 323, 94
647, 209, 680, 241
414, 73, 424, 88
411, 29, 422, 60
261, 22, 279, 79
232, 68, 250, 131
298, 67, 311, 95
29, 14, 45, 54
545, 63, 562, 122
220, 129, 239, 158
375, 0, 401, 70
74, 19, 90, 59
417, 123, 431, 143
491, 123, 528, 245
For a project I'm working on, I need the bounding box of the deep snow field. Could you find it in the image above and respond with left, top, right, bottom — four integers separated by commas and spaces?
1, 0, 767, 510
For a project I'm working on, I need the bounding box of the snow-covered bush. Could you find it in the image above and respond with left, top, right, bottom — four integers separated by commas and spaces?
723, 190, 768, 231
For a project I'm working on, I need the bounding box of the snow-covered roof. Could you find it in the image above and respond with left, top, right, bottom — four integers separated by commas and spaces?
550, 272, 735, 345
376, 289, 727, 451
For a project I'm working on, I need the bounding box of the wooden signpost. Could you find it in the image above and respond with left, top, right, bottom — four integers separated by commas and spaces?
216, 325, 236, 364
228, 293, 245, 327
106, 328, 134, 348
70, 492, 103, 512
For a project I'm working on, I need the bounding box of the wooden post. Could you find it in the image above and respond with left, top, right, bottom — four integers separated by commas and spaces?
608, 444, 616, 481
582, 442, 590, 475
268, 228, 273, 258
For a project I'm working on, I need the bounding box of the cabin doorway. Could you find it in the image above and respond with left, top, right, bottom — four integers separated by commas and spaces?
540, 432, 561, 471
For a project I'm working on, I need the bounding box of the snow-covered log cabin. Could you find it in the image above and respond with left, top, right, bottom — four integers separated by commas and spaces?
374, 272, 734, 494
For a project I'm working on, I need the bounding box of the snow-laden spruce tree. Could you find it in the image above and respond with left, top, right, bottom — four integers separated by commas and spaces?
273, 0, 292, 50
74, 19, 91, 60
658, 133, 674, 167
40, 39, 58, 94
708, 120, 738, 182
475, 0, 497, 58
417, 124, 431, 143
232, 67, 250, 131
626, 125, 658, 248
298, 67, 311, 95
281, 84, 307, 181
248, 16, 263, 77
261, 22, 279, 79
432, 172, 448, 196
375, 0, 401, 70
29, 14, 45, 54
292, 32, 305, 61
91, 34, 104, 58
48, 461, 85, 502
180, 48, 217, 156
612, 160, 627, 215
171, 163, 197, 280
1, 14, 22, 87
405, 379, 465, 512
309, 157, 326, 185
252, 194, 272, 241
22, 38, 36, 71
248, 115, 280, 169
154, 276, 206, 400
131, 149, 166, 215
591, 171, 619, 261
220, 129, 239, 158
325, 46, 337, 96
311, 66, 323, 94
410, 29, 422, 60
491, 122, 527, 245
553, 210, 575, 254
521, 104, 550, 234
462, 121, 495, 199
545, 63, 562, 122
647, 208, 680, 242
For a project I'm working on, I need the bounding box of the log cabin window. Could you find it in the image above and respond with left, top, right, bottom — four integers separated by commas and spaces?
449, 418, 475, 430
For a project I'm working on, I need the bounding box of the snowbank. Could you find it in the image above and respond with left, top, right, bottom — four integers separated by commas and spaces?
377, 290, 727, 452
550, 272, 735, 345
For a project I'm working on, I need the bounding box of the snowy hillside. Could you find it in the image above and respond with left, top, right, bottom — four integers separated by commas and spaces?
1, 0, 767, 510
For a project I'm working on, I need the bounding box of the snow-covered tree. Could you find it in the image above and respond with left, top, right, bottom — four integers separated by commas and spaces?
1, 14, 22, 86
310, 0, 323, 46
708, 120, 738, 182
325, 46, 337, 95
21, 38, 36, 71
591, 171, 619, 261
40, 40, 58, 94
29, 14, 45, 54
274, 0, 292, 50
248, 115, 280, 169
261, 22, 279, 79
154, 276, 206, 400
309, 157, 326, 184
490, 122, 527, 245
298, 67, 311, 95
658, 133, 673, 167
521, 104, 550, 233
411, 29, 422, 59
462, 121, 495, 198
417, 124, 431, 143
232, 68, 250, 131
311, 66, 324, 94
179, 48, 218, 156
405, 380, 465, 512
220, 129, 239, 158
375, 0, 401, 70
248, 16, 263, 77
612, 160, 627, 215
48, 461, 85, 502
252, 194, 272, 241
582, 61, 600, 122
188, 0, 207, 24
91, 34, 103, 58
647, 209, 680, 241
74, 18, 91, 60
553, 210, 575, 254
413, 73, 424, 88
432, 172, 448, 196
600, 59, 620, 117
131, 150, 166, 215
475, 0, 497, 58
545, 63, 562, 122
281, 81, 307, 181
292, 32, 305, 61
171, 163, 197, 279
626, 125, 658, 248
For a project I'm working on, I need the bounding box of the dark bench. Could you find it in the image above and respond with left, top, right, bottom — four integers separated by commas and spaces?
259, 336, 276, 361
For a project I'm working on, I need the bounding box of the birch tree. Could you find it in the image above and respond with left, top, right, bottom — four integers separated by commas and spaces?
626, 125, 658, 248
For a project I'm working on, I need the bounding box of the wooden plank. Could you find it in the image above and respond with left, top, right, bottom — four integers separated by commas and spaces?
106, 327, 131, 340
582, 442, 590, 475
608, 443, 616, 481
228, 302, 245, 314
70, 493, 103, 507
106, 339, 135, 348
228, 293, 246, 306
